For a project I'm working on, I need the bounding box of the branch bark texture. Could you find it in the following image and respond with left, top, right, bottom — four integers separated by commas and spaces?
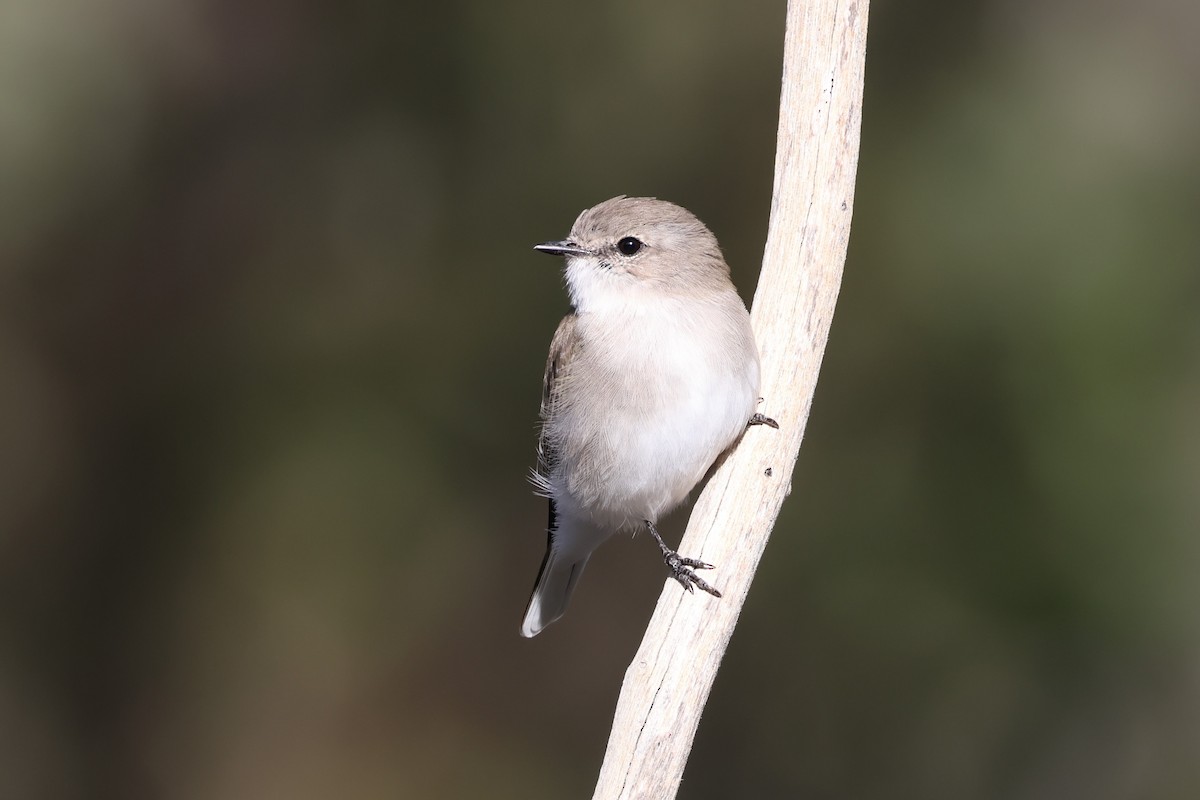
591, 1, 868, 797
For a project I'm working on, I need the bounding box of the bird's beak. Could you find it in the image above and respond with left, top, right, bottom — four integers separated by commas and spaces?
534, 240, 589, 257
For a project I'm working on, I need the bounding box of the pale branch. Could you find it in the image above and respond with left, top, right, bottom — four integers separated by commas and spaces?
590, 1, 869, 797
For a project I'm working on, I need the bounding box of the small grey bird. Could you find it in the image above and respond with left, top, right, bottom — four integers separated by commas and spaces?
520, 196, 776, 637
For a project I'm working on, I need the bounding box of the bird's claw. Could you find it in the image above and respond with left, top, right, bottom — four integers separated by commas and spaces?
663, 551, 722, 597
748, 412, 779, 429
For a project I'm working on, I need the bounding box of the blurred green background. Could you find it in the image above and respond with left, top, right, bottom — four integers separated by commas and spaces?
3, 0, 1198, 797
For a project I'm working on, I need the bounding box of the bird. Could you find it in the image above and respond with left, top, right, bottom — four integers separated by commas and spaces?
520, 196, 776, 638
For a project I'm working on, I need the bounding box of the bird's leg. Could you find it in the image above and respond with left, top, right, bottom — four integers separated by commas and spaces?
645, 520, 722, 598
748, 412, 779, 429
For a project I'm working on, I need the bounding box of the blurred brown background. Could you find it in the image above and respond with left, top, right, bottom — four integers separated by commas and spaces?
3, 0, 1199, 797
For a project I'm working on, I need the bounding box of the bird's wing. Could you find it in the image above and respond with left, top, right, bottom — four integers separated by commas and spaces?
534, 313, 579, 540
537, 313, 578, 480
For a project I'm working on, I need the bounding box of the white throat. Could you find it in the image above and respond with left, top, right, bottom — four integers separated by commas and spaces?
564, 257, 651, 315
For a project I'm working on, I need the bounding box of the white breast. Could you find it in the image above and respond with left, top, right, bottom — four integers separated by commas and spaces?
553, 295, 759, 531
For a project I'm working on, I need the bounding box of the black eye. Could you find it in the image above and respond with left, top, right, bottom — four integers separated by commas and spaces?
617, 236, 643, 256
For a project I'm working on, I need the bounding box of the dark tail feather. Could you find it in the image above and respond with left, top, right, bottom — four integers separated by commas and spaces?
520, 544, 589, 637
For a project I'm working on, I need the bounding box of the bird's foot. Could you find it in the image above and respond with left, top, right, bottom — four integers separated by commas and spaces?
662, 550, 722, 597
645, 520, 722, 598
748, 412, 779, 429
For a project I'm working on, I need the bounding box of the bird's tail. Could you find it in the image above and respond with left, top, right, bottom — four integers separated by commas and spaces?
520, 514, 608, 638
520, 547, 589, 638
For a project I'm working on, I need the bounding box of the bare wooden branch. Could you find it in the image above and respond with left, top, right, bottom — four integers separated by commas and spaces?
590, 1, 869, 797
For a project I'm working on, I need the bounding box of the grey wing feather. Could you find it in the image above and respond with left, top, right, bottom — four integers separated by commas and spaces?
535, 314, 579, 539
537, 313, 578, 478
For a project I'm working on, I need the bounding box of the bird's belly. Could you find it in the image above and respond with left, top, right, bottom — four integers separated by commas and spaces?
556, 344, 756, 530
